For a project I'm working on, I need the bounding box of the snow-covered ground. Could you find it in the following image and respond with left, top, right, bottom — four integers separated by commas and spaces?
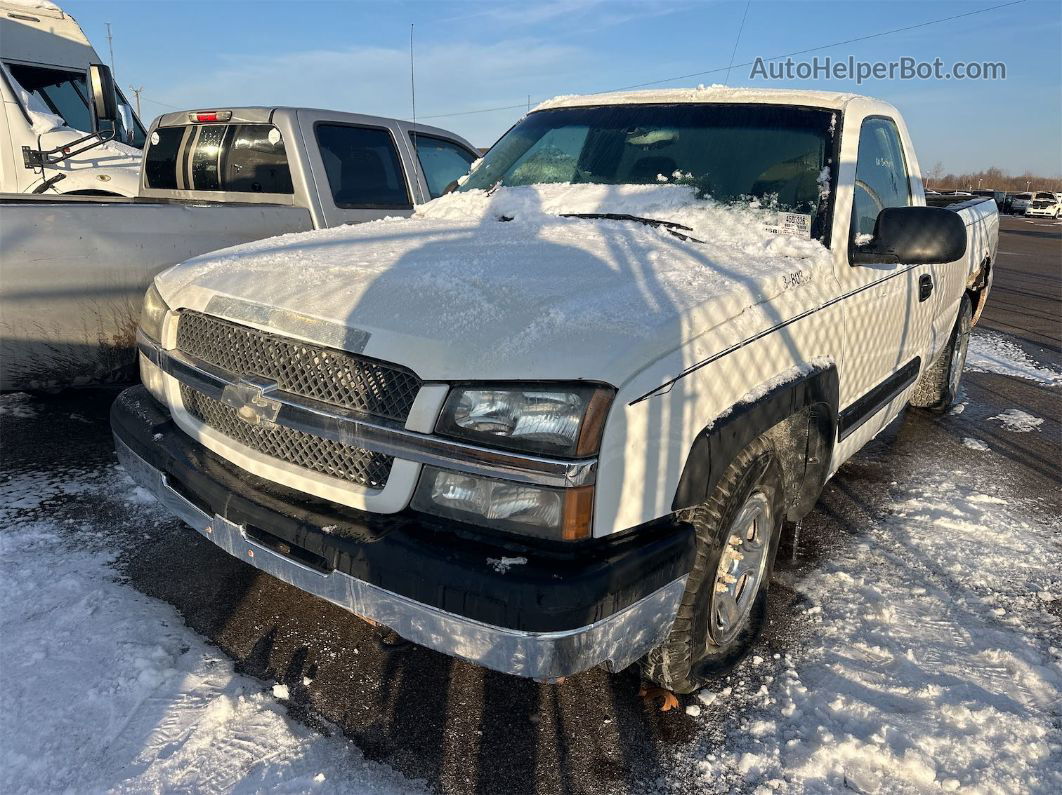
967, 332, 1062, 387
668, 453, 1061, 793
0, 458, 424, 794
1, 329, 1059, 793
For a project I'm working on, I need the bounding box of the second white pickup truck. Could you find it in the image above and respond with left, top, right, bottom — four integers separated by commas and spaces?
113, 87, 998, 692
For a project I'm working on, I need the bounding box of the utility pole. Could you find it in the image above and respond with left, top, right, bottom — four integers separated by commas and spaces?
129, 86, 144, 118
105, 23, 115, 76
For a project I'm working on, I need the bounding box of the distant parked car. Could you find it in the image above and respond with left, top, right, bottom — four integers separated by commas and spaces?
971, 189, 1005, 210
1025, 191, 1061, 218
1010, 192, 1033, 214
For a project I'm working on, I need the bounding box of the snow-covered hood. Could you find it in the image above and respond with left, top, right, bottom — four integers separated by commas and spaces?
157, 185, 831, 386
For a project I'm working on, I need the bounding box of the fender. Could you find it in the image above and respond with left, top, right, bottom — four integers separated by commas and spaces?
672, 364, 839, 520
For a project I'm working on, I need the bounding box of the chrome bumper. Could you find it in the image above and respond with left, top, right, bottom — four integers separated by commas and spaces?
116, 436, 685, 680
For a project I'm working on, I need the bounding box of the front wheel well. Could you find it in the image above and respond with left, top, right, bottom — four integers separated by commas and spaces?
763, 404, 833, 522
672, 365, 839, 524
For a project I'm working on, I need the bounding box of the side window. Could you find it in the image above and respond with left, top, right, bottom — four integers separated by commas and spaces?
412, 135, 477, 198
850, 117, 911, 247
316, 124, 411, 209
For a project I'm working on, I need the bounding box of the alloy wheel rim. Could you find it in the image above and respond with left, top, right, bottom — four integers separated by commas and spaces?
709, 490, 772, 645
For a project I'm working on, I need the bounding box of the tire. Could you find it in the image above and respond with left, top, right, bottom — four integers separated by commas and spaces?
910, 293, 973, 412
640, 436, 784, 694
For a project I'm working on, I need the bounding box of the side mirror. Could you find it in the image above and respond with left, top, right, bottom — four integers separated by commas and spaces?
87, 63, 118, 129
852, 206, 967, 265
118, 103, 135, 143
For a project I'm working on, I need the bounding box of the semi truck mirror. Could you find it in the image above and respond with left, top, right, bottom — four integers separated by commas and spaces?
88, 64, 118, 128
118, 103, 136, 143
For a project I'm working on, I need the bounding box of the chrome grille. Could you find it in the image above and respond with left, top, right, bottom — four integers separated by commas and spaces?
175, 311, 420, 422
180, 384, 393, 489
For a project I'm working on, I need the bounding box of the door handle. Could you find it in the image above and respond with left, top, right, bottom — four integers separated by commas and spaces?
918, 274, 934, 302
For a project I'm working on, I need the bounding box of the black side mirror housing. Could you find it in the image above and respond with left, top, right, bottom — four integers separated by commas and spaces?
88, 63, 118, 129
851, 206, 968, 265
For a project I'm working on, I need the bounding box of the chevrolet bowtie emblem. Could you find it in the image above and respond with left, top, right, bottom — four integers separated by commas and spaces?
220, 378, 281, 426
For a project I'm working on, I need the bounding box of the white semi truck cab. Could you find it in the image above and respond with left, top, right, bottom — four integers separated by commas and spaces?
0, 0, 144, 196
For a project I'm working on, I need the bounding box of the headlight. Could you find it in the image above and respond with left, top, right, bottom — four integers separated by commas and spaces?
140, 282, 170, 343
411, 466, 594, 540
436, 384, 613, 457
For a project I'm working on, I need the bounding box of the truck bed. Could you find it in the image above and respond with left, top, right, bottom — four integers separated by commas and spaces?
0, 197, 312, 390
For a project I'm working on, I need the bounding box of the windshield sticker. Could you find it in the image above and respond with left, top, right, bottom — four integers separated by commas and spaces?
764, 212, 812, 239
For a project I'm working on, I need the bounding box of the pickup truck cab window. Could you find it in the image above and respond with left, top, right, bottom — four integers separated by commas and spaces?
849, 116, 911, 250
315, 124, 412, 209
144, 123, 293, 194
461, 103, 837, 240
411, 134, 477, 199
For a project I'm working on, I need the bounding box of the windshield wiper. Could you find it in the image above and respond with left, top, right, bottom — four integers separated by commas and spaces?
559, 213, 704, 243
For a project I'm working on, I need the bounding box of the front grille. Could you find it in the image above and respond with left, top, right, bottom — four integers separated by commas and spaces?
175, 311, 420, 422
180, 384, 393, 489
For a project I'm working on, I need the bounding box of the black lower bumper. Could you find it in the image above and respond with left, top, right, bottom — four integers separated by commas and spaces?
111, 386, 695, 636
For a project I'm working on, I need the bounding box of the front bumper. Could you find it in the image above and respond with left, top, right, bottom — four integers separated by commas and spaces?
112, 386, 693, 680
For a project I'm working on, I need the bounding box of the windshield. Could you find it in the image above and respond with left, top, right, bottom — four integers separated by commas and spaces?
5, 62, 146, 148
461, 103, 836, 222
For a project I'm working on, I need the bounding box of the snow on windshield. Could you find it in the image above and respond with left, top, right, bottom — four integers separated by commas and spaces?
417, 183, 828, 259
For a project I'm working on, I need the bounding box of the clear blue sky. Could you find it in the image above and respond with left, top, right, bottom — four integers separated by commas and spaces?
65, 0, 1061, 176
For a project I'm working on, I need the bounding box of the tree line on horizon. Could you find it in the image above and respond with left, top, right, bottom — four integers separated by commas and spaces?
923, 163, 1062, 193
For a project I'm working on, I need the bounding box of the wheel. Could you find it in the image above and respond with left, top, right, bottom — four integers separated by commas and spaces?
910, 293, 973, 412
640, 436, 784, 694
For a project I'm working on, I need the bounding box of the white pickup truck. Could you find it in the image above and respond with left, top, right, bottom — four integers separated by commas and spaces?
0, 106, 477, 389
112, 87, 998, 693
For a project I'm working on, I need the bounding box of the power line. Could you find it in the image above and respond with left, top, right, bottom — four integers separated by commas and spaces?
420, 0, 1026, 120
134, 0, 1026, 124
724, 1, 752, 86
611, 0, 1027, 92
139, 96, 182, 111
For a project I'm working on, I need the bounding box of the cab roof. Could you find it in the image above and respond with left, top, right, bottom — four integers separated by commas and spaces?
534, 85, 888, 114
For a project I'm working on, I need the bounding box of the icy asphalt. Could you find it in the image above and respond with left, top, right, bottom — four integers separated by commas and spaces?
1, 216, 1059, 794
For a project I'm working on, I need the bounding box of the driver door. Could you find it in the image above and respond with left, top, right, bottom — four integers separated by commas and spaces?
836, 116, 934, 447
